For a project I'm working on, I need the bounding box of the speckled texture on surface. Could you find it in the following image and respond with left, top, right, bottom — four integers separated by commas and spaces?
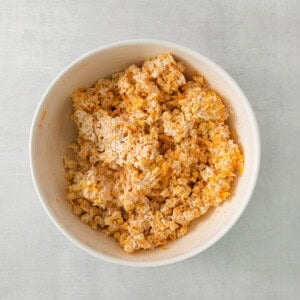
0, 0, 299, 299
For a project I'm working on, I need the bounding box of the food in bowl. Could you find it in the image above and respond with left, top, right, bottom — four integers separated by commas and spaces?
63, 53, 243, 253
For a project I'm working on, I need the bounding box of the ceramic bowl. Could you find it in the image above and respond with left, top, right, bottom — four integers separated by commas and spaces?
29, 40, 260, 267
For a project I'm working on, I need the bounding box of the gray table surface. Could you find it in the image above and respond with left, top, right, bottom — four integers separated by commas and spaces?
1, 0, 299, 299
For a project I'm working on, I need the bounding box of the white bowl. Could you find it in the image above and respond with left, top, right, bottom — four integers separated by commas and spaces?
29, 40, 260, 267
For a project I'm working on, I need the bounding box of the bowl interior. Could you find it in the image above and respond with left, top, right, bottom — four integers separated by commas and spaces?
31, 41, 259, 266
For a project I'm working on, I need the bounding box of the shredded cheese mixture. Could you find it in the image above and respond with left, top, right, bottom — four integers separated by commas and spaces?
64, 53, 243, 252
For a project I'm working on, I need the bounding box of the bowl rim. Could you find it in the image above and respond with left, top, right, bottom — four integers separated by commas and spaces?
29, 39, 261, 267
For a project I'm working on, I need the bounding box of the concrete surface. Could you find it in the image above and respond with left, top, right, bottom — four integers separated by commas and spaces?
0, 0, 299, 299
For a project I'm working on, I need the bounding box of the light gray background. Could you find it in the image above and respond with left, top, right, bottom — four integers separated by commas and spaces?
0, 0, 299, 299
